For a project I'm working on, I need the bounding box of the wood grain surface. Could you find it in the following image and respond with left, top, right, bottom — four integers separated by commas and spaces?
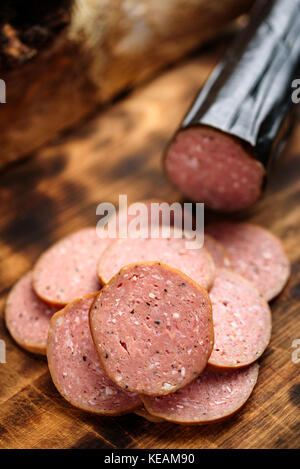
0, 44, 299, 449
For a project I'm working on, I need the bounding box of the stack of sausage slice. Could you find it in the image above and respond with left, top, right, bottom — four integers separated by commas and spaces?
5, 219, 290, 424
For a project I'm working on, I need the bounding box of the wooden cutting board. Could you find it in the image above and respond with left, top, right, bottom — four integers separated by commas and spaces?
0, 43, 299, 449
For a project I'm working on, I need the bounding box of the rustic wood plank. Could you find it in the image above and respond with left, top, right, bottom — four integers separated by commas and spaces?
0, 45, 299, 449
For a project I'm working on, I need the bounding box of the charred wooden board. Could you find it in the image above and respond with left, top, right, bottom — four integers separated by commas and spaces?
0, 48, 299, 449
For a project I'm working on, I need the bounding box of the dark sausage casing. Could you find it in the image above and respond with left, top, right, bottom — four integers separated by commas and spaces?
164, 0, 300, 211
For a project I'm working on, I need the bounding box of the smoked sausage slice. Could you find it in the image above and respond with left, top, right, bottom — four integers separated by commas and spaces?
47, 294, 141, 415
98, 237, 215, 290
206, 222, 290, 301
208, 269, 271, 369
90, 262, 214, 396
142, 363, 259, 424
33, 227, 111, 305
5, 271, 57, 355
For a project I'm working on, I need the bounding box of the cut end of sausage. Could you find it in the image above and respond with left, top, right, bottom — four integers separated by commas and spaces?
33, 227, 111, 306
165, 126, 265, 212
142, 363, 259, 425
47, 294, 141, 415
208, 269, 271, 369
91, 262, 214, 396
98, 236, 215, 290
5, 271, 57, 355
206, 222, 290, 301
